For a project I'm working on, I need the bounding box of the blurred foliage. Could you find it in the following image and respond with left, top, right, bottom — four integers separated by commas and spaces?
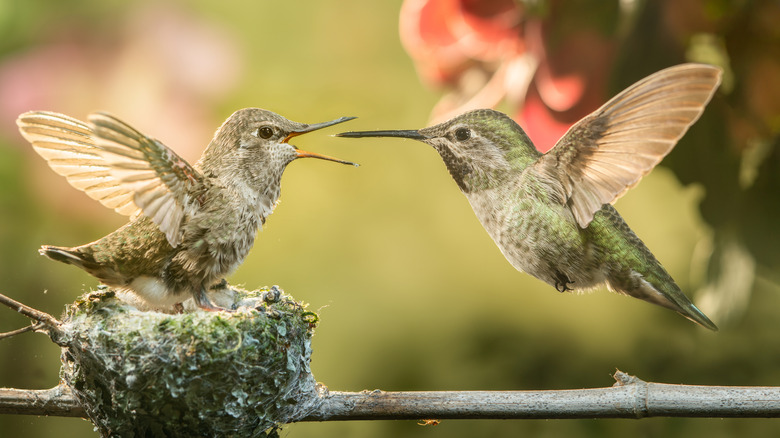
0, 0, 778, 437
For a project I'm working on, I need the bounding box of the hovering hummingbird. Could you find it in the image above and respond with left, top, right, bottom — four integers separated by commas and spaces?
339, 64, 721, 330
18, 109, 357, 311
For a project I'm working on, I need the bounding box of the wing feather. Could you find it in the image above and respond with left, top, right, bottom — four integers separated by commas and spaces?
533, 63, 722, 228
17, 111, 203, 247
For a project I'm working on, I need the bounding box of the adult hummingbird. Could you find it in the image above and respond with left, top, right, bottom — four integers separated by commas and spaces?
338, 64, 720, 330
18, 108, 357, 311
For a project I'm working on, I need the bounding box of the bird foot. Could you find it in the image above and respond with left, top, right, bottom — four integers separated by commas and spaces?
210, 278, 229, 290
195, 285, 234, 312
554, 271, 575, 292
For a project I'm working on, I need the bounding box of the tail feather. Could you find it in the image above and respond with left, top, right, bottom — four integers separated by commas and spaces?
39, 245, 123, 286
40, 245, 88, 268
597, 205, 717, 330
628, 276, 718, 331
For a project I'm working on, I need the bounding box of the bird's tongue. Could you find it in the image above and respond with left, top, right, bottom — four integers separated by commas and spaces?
295, 149, 359, 167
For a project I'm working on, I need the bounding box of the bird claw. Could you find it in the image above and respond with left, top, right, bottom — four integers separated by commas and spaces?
195, 285, 234, 312
554, 272, 574, 292
210, 278, 229, 290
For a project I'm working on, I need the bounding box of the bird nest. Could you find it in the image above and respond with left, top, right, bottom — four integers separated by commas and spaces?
57, 285, 321, 437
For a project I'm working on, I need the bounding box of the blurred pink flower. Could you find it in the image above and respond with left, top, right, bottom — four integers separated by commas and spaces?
518, 21, 614, 152
399, 0, 615, 152
400, 0, 525, 85
0, 3, 242, 218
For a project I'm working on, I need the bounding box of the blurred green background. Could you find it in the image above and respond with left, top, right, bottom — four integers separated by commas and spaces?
1, 1, 779, 437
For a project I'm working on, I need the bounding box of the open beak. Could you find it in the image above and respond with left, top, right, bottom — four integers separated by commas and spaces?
286, 116, 359, 166
336, 129, 426, 140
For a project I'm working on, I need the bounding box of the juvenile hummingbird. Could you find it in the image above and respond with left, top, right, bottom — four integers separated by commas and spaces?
339, 64, 721, 330
18, 108, 357, 311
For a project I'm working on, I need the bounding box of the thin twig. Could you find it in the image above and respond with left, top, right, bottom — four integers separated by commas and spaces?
2, 372, 780, 419
0, 293, 61, 328
0, 292, 63, 343
0, 323, 42, 340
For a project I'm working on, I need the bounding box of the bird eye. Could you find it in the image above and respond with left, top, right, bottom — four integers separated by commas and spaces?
454, 128, 471, 141
256, 126, 275, 139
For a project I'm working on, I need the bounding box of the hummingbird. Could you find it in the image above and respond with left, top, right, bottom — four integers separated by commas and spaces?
338, 63, 721, 330
17, 108, 357, 311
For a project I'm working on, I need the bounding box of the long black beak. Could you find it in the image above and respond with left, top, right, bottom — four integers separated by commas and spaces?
286, 116, 359, 166
336, 129, 426, 140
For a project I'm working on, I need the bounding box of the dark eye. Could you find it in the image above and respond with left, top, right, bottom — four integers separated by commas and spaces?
256, 126, 274, 139
454, 128, 471, 141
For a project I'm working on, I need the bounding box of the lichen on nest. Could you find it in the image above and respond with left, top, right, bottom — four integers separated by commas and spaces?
58, 285, 320, 438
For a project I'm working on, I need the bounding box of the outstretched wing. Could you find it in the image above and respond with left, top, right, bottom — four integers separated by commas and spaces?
17, 111, 203, 247
533, 63, 722, 228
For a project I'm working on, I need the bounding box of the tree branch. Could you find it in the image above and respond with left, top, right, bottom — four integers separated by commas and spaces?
308, 372, 780, 420
3, 372, 780, 420
2, 292, 778, 425
0, 293, 62, 340
0, 323, 41, 340
0, 385, 83, 417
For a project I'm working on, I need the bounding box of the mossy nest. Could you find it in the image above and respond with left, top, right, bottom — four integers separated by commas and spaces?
58, 285, 321, 437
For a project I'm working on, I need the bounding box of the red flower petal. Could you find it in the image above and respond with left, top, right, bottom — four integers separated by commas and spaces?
400, 0, 525, 85
517, 86, 574, 153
